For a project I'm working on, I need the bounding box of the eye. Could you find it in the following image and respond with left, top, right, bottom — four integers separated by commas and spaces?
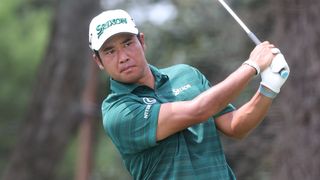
124, 41, 132, 47
104, 48, 114, 55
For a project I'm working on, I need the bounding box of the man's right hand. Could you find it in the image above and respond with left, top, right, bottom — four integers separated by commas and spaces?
248, 41, 276, 72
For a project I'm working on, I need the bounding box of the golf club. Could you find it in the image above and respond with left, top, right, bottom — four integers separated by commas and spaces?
218, 0, 261, 45
218, 0, 289, 78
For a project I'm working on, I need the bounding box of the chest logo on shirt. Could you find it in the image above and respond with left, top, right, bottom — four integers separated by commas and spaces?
142, 97, 157, 105
172, 84, 192, 96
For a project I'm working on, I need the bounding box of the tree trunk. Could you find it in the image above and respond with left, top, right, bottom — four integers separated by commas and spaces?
271, 0, 320, 179
2, 0, 100, 179
75, 62, 99, 180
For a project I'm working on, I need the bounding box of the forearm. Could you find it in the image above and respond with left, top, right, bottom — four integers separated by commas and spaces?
231, 91, 272, 138
192, 64, 256, 120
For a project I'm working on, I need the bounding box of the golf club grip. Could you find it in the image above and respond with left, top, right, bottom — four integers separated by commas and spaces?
247, 33, 289, 78
247, 32, 261, 45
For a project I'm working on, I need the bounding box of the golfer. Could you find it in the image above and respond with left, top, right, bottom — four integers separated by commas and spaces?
89, 9, 289, 180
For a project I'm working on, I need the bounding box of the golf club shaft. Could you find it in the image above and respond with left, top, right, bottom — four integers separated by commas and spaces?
218, 0, 261, 45
218, 0, 289, 78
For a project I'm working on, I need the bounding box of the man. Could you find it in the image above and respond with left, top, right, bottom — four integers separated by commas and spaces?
88, 9, 289, 179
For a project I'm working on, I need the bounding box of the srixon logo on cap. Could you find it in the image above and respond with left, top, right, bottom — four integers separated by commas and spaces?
96, 18, 128, 38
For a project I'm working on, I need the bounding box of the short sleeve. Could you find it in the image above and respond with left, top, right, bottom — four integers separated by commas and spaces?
102, 99, 161, 155
213, 104, 236, 119
190, 66, 212, 90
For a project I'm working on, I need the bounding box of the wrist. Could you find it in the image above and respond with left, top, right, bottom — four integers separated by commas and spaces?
258, 84, 277, 99
243, 59, 260, 76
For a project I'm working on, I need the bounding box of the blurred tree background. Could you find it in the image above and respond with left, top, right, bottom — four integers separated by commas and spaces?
0, 0, 319, 179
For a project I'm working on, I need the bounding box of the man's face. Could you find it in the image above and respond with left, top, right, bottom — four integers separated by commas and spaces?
95, 33, 149, 84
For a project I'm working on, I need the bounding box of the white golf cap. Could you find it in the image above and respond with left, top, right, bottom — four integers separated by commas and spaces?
89, 9, 139, 51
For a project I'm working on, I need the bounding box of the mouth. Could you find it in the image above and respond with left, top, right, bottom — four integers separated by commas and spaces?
120, 65, 135, 73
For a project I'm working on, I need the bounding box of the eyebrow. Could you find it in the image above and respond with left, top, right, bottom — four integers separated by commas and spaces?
102, 36, 134, 52
102, 46, 113, 52
121, 36, 133, 45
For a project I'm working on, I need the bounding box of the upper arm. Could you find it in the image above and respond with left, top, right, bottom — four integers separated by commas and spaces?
103, 100, 160, 154
213, 103, 238, 138
215, 111, 235, 137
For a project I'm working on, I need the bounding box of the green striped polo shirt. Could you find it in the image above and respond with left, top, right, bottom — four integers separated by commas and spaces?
102, 64, 236, 180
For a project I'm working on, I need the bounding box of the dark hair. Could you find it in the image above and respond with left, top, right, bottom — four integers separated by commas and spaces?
136, 32, 141, 42
94, 50, 101, 60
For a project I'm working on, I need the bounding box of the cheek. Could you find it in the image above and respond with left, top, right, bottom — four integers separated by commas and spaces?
133, 48, 146, 62
105, 62, 116, 72
102, 58, 118, 74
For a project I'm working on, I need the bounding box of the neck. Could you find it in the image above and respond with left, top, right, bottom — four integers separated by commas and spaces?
143, 68, 155, 89
137, 66, 155, 89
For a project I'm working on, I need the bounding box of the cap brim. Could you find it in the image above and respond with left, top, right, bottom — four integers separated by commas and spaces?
92, 26, 138, 51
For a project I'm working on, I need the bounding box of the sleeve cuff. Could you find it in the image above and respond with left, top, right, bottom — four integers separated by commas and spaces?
258, 84, 277, 99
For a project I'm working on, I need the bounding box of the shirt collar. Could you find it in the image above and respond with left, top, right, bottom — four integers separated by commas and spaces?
110, 64, 169, 94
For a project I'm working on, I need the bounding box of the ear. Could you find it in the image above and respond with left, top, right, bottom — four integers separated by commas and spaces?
92, 54, 104, 70
138, 33, 146, 50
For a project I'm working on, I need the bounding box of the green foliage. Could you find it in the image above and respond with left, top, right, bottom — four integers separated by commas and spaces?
56, 135, 78, 180
0, 1, 51, 119
92, 129, 131, 180
0, 0, 52, 175
56, 125, 131, 180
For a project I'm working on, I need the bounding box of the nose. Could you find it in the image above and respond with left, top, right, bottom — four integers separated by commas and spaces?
118, 49, 129, 64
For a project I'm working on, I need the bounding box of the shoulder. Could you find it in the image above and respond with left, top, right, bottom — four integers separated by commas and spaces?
160, 64, 196, 73
101, 93, 160, 127
101, 93, 140, 117
101, 94, 139, 133
161, 64, 208, 82
160, 64, 202, 78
